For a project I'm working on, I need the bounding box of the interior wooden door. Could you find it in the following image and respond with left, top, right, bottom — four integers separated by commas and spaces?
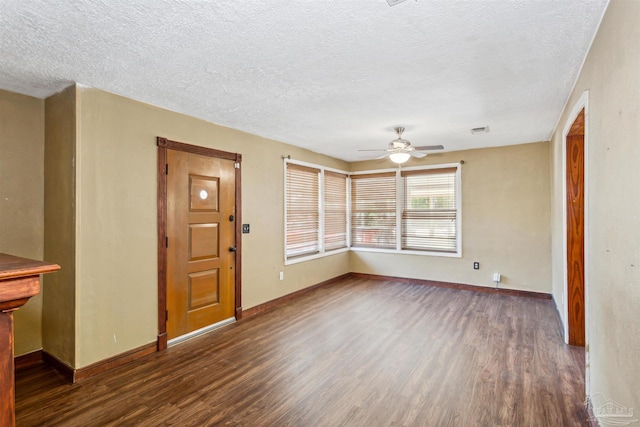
566, 109, 585, 346
166, 150, 236, 340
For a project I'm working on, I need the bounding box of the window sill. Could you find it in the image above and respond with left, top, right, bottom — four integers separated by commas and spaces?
285, 247, 350, 265
286, 246, 461, 265
350, 247, 462, 258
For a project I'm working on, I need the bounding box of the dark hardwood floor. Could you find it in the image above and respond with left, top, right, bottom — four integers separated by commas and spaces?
15, 277, 588, 426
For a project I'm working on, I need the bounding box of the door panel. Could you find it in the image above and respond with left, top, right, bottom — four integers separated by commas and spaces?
189, 224, 219, 260
190, 176, 219, 211
166, 150, 235, 340
566, 129, 585, 347
189, 270, 219, 309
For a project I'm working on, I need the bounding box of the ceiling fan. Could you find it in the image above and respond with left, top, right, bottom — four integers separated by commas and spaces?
359, 127, 444, 164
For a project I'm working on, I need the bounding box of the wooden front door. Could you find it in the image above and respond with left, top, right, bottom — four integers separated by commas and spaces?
166, 149, 236, 340
566, 109, 585, 346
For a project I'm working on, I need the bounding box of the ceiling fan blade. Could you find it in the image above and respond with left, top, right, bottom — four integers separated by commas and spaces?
410, 151, 426, 158
376, 153, 391, 159
413, 145, 444, 151
358, 149, 389, 152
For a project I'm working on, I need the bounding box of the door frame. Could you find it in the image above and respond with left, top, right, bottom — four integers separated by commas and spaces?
156, 137, 242, 351
561, 91, 589, 387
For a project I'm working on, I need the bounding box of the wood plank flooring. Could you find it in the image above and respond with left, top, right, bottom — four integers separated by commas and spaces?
15, 277, 588, 426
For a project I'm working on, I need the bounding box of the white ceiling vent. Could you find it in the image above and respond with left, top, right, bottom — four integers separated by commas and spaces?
470, 126, 490, 134
386, 0, 409, 6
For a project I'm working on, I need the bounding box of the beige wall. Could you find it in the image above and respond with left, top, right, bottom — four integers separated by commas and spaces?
550, 0, 640, 415
3, 85, 553, 368
0, 90, 44, 355
3, 82, 551, 365
350, 142, 551, 293
43, 86, 77, 366
3, 4, 637, 411
74, 87, 350, 367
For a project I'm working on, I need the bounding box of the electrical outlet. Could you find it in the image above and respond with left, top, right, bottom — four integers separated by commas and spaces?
279, 271, 284, 281
473, 262, 480, 270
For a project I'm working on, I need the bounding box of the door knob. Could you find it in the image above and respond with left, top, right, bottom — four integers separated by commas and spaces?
229, 215, 235, 222
229, 246, 237, 252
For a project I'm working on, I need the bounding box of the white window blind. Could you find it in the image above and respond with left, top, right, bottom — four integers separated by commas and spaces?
324, 171, 348, 251
351, 172, 397, 249
401, 168, 457, 253
286, 163, 320, 259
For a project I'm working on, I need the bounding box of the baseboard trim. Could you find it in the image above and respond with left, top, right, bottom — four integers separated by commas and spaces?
551, 294, 567, 342
43, 342, 157, 383
42, 351, 75, 383
14, 349, 43, 371
157, 333, 168, 351
242, 273, 352, 318
350, 273, 552, 300
74, 342, 157, 382
585, 395, 600, 426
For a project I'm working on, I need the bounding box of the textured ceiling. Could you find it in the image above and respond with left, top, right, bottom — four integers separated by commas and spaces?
0, 0, 608, 161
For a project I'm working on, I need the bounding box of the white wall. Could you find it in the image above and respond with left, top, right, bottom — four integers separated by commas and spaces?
550, 0, 639, 415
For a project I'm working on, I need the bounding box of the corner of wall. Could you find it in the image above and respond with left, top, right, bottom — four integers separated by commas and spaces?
43, 84, 78, 367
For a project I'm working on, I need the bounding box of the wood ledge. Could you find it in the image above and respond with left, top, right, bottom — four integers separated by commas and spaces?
0, 253, 60, 281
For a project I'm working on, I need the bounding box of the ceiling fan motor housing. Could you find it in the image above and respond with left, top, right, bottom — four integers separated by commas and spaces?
389, 139, 411, 150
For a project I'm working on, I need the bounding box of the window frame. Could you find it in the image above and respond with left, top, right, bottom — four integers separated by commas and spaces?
350, 171, 398, 250
350, 163, 462, 258
324, 170, 350, 252
284, 159, 350, 265
401, 166, 460, 254
284, 162, 321, 260
284, 160, 462, 264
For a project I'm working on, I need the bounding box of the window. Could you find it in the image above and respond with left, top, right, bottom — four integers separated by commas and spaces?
285, 163, 320, 259
285, 161, 349, 263
324, 171, 348, 251
401, 168, 458, 253
286, 161, 461, 262
350, 164, 461, 256
351, 173, 396, 249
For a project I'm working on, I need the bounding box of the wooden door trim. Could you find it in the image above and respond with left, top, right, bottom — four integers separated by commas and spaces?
157, 144, 168, 350
156, 137, 242, 350
158, 137, 240, 161
234, 158, 243, 319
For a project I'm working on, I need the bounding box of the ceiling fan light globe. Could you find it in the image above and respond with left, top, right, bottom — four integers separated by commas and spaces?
389, 152, 411, 164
